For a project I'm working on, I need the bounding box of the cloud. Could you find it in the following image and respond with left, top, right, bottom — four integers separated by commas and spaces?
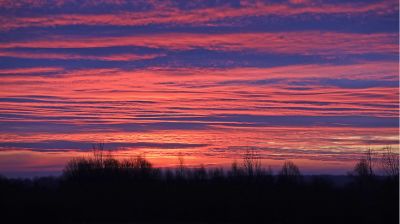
0, 62, 397, 130
0, 121, 210, 134
296, 78, 398, 89
0, 0, 398, 177
1, 32, 396, 56
0, 67, 63, 75
218, 78, 398, 89
0, 0, 397, 30
150, 114, 399, 128
0, 50, 166, 61
0, 140, 208, 152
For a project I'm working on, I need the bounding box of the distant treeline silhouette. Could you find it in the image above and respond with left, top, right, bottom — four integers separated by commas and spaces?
0, 144, 398, 224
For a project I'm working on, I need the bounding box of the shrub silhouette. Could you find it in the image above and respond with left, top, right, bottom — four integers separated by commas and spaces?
63, 153, 158, 182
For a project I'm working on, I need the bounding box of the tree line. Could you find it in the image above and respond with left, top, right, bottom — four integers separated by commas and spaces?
0, 143, 398, 224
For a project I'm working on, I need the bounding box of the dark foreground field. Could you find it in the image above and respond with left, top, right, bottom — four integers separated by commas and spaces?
1, 159, 398, 224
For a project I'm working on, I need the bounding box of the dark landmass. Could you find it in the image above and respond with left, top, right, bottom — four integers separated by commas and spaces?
0, 153, 398, 224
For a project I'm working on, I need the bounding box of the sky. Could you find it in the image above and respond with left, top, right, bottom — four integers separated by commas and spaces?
0, 0, 398, 177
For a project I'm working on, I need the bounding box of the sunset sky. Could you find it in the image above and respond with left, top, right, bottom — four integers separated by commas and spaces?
0, 0, 398, 177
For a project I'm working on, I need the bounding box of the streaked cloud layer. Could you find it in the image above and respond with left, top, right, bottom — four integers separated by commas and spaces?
0, 0, 398, 176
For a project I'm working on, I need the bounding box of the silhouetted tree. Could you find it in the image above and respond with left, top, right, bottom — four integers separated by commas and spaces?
353, 159, 373, 177
228, 160, 243, 178
192, 164, 207, 180
365, 148, 374, 175
92, 142, 105, 167
278, 161, 302, 183
243, 149, 262, 177
1, 143, 399, 224
349, 149, 376, 186
380, 146, 399, 179
176, 153, 186, 179
63, 157, 96, 180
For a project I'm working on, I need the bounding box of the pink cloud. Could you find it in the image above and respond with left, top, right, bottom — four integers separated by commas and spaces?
0, 32, 397, 56
0, 0, 397, 30
0, 67, 63, 75
1, 62, 397, 119
0, 50, 165, 61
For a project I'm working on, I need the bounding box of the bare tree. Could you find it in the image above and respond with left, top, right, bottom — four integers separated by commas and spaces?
243, 149, 262, 177
176, 153, 186, 178
380, 146, 399, 178
350, 149, 376, 185
92, 142, 105, 167
229, 160, 242, 177
133, 154, 152, 170
353, 158, 373, 177
363, 148, 375, 176
351, 148, 376, 177
279, 161, 301, 177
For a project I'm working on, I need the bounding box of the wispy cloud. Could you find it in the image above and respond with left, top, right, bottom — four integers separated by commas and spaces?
0, 0, 397, 30
0, 0, 398, 175
1, 32, 397, 56
0, 50, 165, 61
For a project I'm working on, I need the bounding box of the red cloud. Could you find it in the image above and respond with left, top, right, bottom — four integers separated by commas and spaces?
0, 32, 397, 56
